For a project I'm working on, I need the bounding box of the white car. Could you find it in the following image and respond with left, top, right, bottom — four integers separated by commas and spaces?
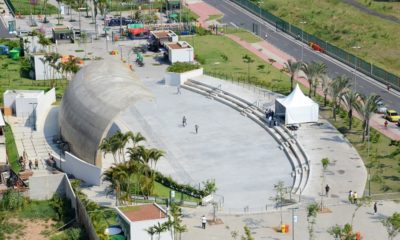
376, 101, 387, 114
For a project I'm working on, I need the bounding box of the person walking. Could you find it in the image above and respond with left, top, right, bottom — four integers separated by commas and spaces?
177, 86, 181, 95
28, 160, 33, 170
182, 116, 187, 127
201, 215, 207, 229
348, 190, 353, 204
373, 202, 378, 214
387, 84, 391, 92
34, 159, 39, 170
268, 115, 272, 127
325, 184, 330, 196
353, 192, 358, 204
384, 120, 388, 128
195, 124, 199, 134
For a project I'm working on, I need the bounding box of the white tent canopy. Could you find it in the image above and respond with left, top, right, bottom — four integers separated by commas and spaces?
275, 84, 319, 124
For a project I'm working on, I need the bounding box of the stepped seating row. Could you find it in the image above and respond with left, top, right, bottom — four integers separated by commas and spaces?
182, 79, 310, 194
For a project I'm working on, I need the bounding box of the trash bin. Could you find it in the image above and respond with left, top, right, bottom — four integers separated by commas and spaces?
9, 49, 20, 60
281, 224, 289, 233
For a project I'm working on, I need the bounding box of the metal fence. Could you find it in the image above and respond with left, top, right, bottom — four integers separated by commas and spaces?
230, 0, 400, 91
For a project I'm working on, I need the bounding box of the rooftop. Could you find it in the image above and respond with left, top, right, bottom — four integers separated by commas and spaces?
118, 204, 167, 222
166, 41, 192, 49
4, 90, 44, 98
152, 30, 175, 39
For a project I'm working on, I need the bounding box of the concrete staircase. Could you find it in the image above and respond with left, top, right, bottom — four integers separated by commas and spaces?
182, 79, 310, 194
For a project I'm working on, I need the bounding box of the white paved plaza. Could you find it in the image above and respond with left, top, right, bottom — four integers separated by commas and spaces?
118, 59, 292, 212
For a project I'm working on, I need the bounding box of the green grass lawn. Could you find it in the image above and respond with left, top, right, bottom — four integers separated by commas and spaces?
154, 182, 200, 203
356, 0, 400, 19
225, 27, 263, 43
207, 14, 223, 21
182, 35, 291, 95
257, 0, 400, 76
10, 0, 58, 15
4, 124, 20, 173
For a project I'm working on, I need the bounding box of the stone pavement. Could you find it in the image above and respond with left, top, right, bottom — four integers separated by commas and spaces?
180, 200, 400, 240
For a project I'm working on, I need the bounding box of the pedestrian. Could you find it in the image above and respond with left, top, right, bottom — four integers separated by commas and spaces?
34, 159, 39, 169
387, 84, 391, 92
264, 33, 268, 39
373, 202, 378, 214
177, 86, 181, 95
268, 115, 272, 127
384, 120, 388, 128
182, 116, 187, 127
195, 124, 199, 134
29, 159, 32, 170
325, 184, 330, 196
201, 215, 207, 229
271, 110, 275, 118
348, 190, 353, 204
353, 192, 358, 204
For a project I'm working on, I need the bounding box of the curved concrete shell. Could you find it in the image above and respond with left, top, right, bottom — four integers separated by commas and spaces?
59, 61, 153, 167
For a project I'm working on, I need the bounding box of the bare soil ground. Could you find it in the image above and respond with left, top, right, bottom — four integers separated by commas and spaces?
6, 218, 56, 240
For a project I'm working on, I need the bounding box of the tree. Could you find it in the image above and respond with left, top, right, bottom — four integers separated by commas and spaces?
321, 75, 331, 107
329, 75, 350, 121
38, 33, 52, 52
284, 59, 302, 92
307, 203, 319, 240
272, 181, 286, 225
320, 158, 330, 209
354, 94, 382, 142
241, 226, 254, 240
302, 61, 318, 97
202, 179, 217, 196
328, 223, 357, 240
342, 90, 360, 130
99, 137, 117, 163
312, 62, 327, 97
351, 196, 371, 226
382, 212, 400, 240
153, 222, 166, 240
242, 54, 254, 82
145, 226, 156, 240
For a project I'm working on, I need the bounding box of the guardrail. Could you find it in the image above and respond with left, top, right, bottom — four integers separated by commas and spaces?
229, 0, 400, 91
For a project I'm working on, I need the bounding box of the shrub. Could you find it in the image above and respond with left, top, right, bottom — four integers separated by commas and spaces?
0, 190, 26, 210
167, 62, 201, 73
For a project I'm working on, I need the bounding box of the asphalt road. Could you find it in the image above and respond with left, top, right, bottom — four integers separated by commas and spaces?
203, 0, 400, 112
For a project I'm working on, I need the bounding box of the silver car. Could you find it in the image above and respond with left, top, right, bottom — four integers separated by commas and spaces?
376, 101, 387, 114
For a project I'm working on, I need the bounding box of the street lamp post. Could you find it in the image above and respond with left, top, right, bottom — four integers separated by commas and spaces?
300, 21, 307, 61
289, 207, 299, 240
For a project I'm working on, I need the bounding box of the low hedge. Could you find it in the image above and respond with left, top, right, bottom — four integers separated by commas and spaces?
155, 171, 206, 199
167, 62, 201, 73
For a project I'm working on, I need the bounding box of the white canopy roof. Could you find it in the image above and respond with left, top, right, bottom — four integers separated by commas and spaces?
275, 84, 319, 124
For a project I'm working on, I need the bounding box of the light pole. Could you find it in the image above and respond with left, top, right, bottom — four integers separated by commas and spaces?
300, 21, 307, 61
351, 45, 361, 92
289, 207, 299, 240
367, 125, 371, 196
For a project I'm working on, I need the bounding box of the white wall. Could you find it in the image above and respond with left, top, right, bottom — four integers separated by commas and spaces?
15, 96, 40, 118
52, 152, 102, 186
169, 48, 194, 63
33, 55, 63, 80
165, 68, 203, 86
35, 88, 56, 129
3, 90, 18, 110
131, 218, 173, 240
29, 173, 65, 200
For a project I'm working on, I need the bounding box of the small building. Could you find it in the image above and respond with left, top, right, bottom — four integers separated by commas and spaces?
30, 54, 64, 80
149, 30, 178, 50
165, 41, 194, 63
52, 27, 74, 43
3, 89, 56, 130
116, 203, 173, 240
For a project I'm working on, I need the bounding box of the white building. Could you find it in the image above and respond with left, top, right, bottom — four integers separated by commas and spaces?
31, 54, 64, 80
116, 203, 173, 240
3, 89, 56, 129
165, 41, 194, 63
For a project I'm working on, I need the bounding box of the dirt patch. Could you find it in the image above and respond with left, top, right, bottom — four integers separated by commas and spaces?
6, 218, 56, 240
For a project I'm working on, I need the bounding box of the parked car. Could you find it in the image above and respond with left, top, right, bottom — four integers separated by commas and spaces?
384, 109, 400, 122
376, 101, 387, 114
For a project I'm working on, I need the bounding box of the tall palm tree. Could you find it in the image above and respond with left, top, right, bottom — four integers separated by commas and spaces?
329, 75, 350, 121
145, 226, 156, 240
342, 90, 360, 130
153, 222, 166, 240
99, 138, 114, 163
320, 75, 331, 107
312, 62, 327, 97
130, 132, 146, 147
284, 60, 302, 92
102, 163, 130, 205
302, 61, 318, 97
354, 94, 382, 142
242, 54, 254, 82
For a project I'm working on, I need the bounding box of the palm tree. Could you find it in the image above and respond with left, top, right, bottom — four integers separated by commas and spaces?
312, 62, 327, 97
354, 94, 382, 142
145, 226, 156, 240
242, 54, 254, 82
38, 33, 52, 52
162, 218, 175, 240
302, 61, 318, 97
284, 60, 302, 92
320, 75, 331, 107
329, 75, 350, 121
102, 163, 130, 205
153, 222, 166, 240
99, 138, 115, 163
342, 90, 360, 130
307, 203, 319, 240
130, 132, 146, 147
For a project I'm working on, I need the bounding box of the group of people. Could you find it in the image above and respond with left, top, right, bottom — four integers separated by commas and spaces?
265, 108, 277, 127
348, 190, 359, 204
182, 116, 199, 134
28, 159, 39, 170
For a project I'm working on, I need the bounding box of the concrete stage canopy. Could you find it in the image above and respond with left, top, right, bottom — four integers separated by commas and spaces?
59, 61, 153, 167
